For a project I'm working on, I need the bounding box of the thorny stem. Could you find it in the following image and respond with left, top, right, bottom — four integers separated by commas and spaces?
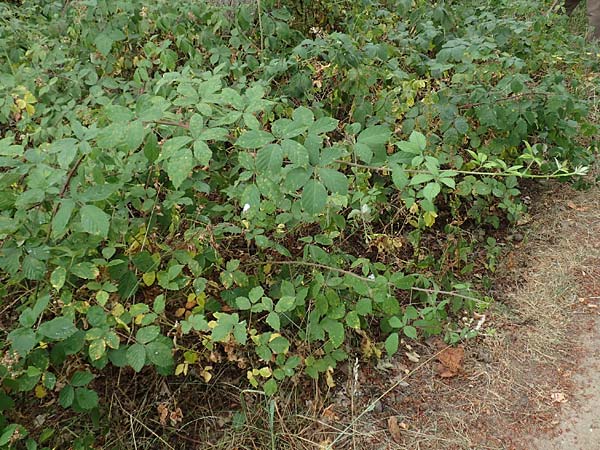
334, 159, 586, 179
252, 260, 482, 303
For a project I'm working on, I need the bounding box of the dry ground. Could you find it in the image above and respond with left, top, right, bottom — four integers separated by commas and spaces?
318, 181, 600, 450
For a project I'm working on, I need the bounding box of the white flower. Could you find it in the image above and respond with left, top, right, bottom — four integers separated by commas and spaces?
368, 274, 375, 280
361, 204, 370, 214
242, 203, 251, 213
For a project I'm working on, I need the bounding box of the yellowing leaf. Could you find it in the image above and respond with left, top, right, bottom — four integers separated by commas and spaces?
35, 385, 47, 398
424, 210, 438, 227
142, 271, 156, 286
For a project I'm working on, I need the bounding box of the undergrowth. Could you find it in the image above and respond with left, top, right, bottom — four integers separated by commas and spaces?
0, 0, 597, 448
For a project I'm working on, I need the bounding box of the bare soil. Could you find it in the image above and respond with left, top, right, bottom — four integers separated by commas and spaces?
323, 181, 600, 450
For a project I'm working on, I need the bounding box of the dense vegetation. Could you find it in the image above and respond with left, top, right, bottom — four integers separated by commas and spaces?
0, 0, 597, 447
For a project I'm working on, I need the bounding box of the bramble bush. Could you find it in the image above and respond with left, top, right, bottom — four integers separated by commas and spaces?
0, 0, 597, 447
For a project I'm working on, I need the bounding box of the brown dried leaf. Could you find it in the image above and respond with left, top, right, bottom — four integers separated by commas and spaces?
436, 346, 464, 378
169, 407, 183, 425
157, 402, 169, 426
387, 416, 403, 443
321, 404, 340, 421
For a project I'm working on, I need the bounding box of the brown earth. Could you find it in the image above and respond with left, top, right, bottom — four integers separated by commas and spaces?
313, 181, 599, 450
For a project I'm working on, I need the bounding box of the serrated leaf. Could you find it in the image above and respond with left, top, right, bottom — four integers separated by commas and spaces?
422, 182, 441, 201
272, 118, 306, 139
266, 312, 280, 330
275, 296, 296, 313
391, 164, 409, 190
88, 339, 106, 361
165, 147, 193, 189
385, 333, 399, 355
319, 168, 348, 194
74, 387, 98, 410
235, 130, 274, 149
145, 341, 173, 367
8, 328, 37, 357
136, 325, 160, 344
321, 318, 344, 348
282, 139, 309, 167
71, 262, 99, 280
52, 199, 75, 238
256, 144, 283, 175
142, 271, 155, 286
301, 179, 327, 215
263, 378, 278, 396
357, 125, 391, 147
345, 311, 361, 329
409, 131, 427, 151
309, 117, 338, 135
409, 173, 435, 186
59, 385, 74, 408
127, 343, 146, 372
153, 295, 165, 314
38, 317, 77, 340
403, 326, 418, 339
50, 267, 66, 291
193, 140, 212, 166
292, 106, 314, 125
71, 371, 94, 387
80, 205, 110, 238
22, 256, 45, 281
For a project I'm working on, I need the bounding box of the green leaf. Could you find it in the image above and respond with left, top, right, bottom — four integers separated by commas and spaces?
74, 387, 99, 410
355, 298, 372, 315
275, 296, 296, 313
136, 326, 160, 344
409, 131, 427, 151
321, 318, 344, 348
256, 144, 283, 175
282, 139, 309, 167
80, 205, 110, 238
144, 133, 160, 163
263, 378, 278, 395
409, 173, 435, 186
71, 262, 99, 280
391, 164, 409, 190
236, 297, 251, 310
8, 328, 37, 356
22, 256, 45, 281
153, 295, 165, 314
38, 317, 77, 340
272, 118, 306, 139
357, 125, 391, 147
354, 142, 373, 163
266, 312, 280, 330
71, 371, 94, 387
193, 140, 212, 166
403, 326, 418, 339
422, 182, 441, 201
59, 385, 74, 408
309, 117, 338, 135
292, 106, 314, 125
345, 311, 361, 329
165, 147, 194, 189
235, 130, 274, 149
385, 333, 399, 356
319, 168, 348, 195
145, 341, 173, 367
50, 267, 67, 291
88, 339, 106, 361
94, 34, 114, 56
301, 179, 327, 215
127, 343, 146, 372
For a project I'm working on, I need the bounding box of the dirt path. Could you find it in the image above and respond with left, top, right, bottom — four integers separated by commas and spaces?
534, 318, 600, 450
344, 181, 600, 450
